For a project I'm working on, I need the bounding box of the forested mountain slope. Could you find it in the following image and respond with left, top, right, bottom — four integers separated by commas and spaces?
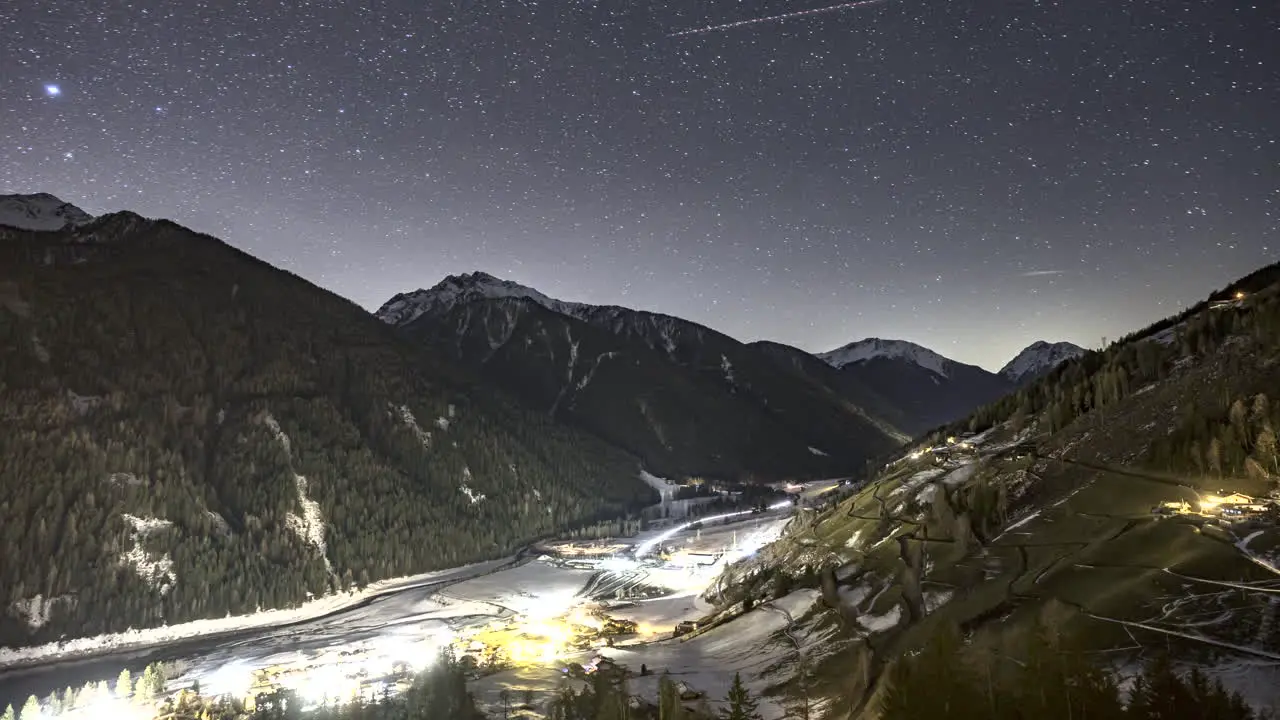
700, 263, 1280, 718
380, 273, 902, 481
747, 340, 912, 442
0, 213, 652, 648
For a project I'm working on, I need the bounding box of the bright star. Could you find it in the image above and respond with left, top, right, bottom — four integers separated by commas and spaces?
44, 84, 61, 97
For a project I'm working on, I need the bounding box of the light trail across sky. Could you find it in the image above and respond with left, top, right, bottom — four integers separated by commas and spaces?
668, 0, 889, 38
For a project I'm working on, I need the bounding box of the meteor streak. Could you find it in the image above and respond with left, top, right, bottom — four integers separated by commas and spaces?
669, 0, 888, 38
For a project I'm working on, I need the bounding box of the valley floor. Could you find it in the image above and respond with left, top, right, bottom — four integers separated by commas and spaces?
0, 496, 832, 719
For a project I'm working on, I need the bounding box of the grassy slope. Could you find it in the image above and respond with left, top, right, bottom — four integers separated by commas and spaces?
709, 329, 1280, 718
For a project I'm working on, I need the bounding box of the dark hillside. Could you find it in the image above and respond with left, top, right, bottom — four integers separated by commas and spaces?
0, 214, 650, 647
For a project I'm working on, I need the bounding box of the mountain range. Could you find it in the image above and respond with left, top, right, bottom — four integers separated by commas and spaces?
0, 192, 1095, 648
379, 272, 902, 481
0, 201, 651, 647
0, 193, 94, 232
376, 272, 1089, 475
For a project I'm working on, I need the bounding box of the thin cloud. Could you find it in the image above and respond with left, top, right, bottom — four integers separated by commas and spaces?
1020, 269, 1066, 277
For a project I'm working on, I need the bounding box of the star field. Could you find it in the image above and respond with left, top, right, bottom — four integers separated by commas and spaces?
2, 0, 1276, 369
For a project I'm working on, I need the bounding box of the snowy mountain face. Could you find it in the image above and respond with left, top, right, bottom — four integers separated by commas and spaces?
814, 337, 1015, 436
378, 272, 707, 363
998, 341, 1087, 386
377, 271, 592, 327
0, 193, 94, 231
817, 338, 952, 377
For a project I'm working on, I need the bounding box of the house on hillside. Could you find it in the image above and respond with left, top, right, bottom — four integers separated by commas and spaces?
1199, 491, 1272, 520
1209, 291, 1247, 310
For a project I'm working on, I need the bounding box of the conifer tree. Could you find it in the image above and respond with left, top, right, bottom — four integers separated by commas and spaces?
116, 667, 134, 699
17, 697, 38, 720
138, 663, 164, 701
1, 704, 13, 720
721, 672, 761, 720
879, 623, 981, 719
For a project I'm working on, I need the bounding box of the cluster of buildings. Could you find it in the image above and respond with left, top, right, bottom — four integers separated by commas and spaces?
1154, 491, 1278, 522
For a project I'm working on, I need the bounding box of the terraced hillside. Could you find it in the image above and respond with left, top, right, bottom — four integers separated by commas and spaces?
698, 266, 1280, 718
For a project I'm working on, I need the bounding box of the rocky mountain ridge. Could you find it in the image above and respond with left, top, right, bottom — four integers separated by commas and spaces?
0, 193, 95, 232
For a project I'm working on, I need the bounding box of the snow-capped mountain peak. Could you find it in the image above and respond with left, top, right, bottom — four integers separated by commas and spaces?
376, 271, 591, 326
817, 338, 952, 377
998, 340, 1087, 385
0, 193, 94, 231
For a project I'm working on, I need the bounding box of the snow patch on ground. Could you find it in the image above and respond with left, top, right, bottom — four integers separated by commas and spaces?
721, 354, 736, 384
584, 590, 819, 719
843, 529, 863, 550
639, 469, 674, 501
108, 472, 143, 487
8, 595, 72, 631
443, 558, 594, 615
263, 413, 292, 454
772, 588, 822, 618
119, 514, 176, 593
838, 582, 873, 612
890, 468, 946, 497
205, 510, 231, 535
942, 462, 979, 487
392, 403, 432, 448
576, 351, 619, 391
66, 390, 103, 416
856, 603, 902, 635
916, 483, 937, 505
460, 466, 487, 504
285, 475, 329, 562
264, 413, 331, 568
807, 446, 829, 457
1148, 323, 1185, 346
122, 514, 173, 536
995, 509, 1043, 540
924, 589, 953, 614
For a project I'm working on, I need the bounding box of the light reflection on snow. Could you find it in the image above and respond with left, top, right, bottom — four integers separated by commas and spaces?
634, 501, 792, 558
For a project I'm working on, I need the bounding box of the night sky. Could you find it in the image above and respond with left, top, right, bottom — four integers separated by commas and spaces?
2, 1, 1276, 370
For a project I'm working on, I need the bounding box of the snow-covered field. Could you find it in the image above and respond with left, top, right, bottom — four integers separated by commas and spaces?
440, 559, 598, 617
0, 499, 814, 714
0, 555, 518, 670
472, 589, 822, 719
